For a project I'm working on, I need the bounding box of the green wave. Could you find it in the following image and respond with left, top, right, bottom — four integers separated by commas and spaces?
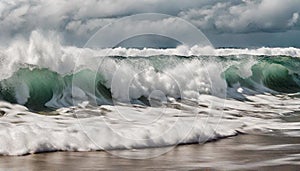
1, 55, 300, 110
224, 56, 300, 93
0, 68, 112, 111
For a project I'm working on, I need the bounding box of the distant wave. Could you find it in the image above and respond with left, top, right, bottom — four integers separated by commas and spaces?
78, 46, 300, 58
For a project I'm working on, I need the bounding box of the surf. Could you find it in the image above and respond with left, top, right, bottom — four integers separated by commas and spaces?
1, 55, 300, 110
1, 31, 300, 156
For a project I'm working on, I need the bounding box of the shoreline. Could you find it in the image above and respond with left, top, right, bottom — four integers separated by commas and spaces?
1, 134, 299, 170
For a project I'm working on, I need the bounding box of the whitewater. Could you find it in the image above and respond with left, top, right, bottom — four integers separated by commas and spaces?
0, 31, 300, 156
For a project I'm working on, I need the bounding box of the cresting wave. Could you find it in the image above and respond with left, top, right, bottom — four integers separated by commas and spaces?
1, 31, 300, 110
1, 31, 300, 156
1, 56, 300, 110
1, 31, 300, 79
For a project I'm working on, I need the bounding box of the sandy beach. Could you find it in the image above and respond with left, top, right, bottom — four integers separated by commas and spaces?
1, 134, 299, 170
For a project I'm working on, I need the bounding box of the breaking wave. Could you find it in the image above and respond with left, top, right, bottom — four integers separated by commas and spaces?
1, 31, 300, 156
1, 56, 300, 110
1, 31, 300, 110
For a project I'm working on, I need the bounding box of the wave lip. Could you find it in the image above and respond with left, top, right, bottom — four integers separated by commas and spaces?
1, 31, 300, 80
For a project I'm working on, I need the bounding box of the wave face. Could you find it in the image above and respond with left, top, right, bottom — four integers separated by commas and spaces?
1, 55, 300, 110
1, 32, 300, 101
1, 32, 300, 156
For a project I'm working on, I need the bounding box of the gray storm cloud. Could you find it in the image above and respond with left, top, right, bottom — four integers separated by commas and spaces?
0, 0, 299, 46
179, 0, 300, 33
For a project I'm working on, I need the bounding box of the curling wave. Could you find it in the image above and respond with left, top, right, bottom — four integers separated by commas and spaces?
1, 31, 300, 110
1, 55, 300, 110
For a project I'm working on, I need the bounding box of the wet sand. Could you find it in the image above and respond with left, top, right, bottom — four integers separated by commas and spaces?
1, 134, 300, 170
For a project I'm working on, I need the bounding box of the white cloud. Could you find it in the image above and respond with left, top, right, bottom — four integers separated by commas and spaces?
0, 0, 300, 46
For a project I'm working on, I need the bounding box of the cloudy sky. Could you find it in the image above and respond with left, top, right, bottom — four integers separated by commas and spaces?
1, 0, 300, 48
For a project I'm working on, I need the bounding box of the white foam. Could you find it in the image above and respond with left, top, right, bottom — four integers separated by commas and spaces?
1, 30, 300, 81
1, 31, 299, 105
1, 90, 300, 156
0, 101, 239, 156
